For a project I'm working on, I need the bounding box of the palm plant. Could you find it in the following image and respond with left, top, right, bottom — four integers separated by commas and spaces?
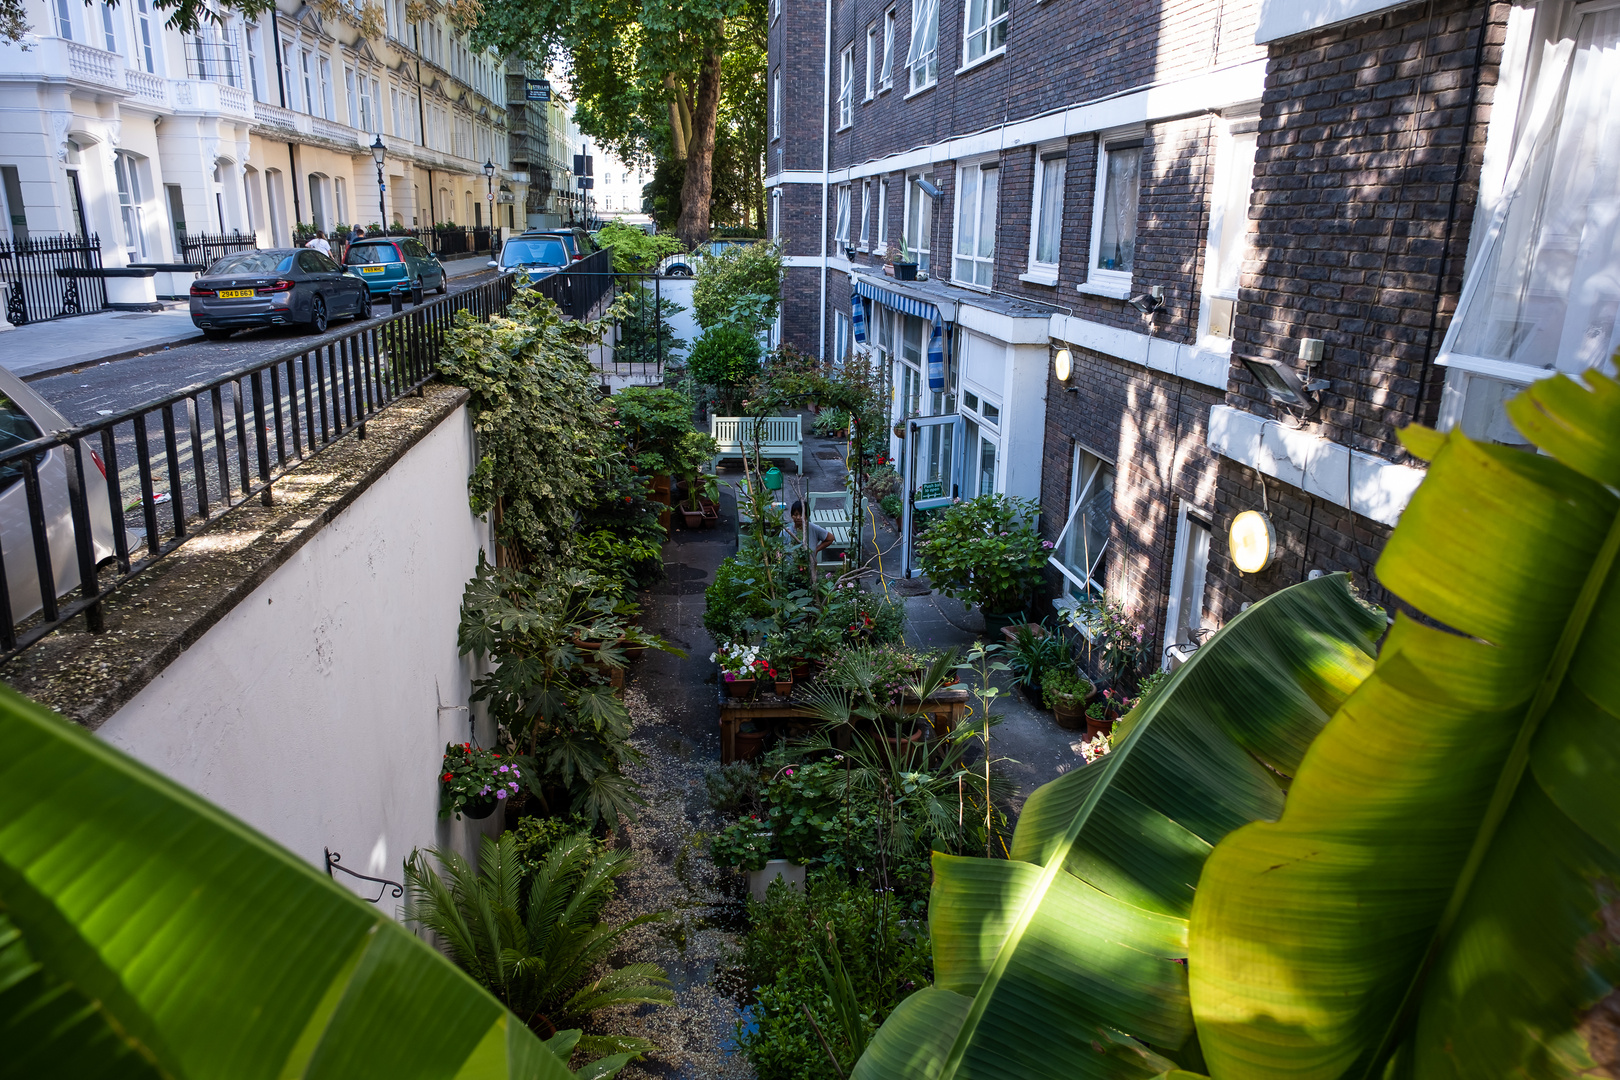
405, 833, 673, 1048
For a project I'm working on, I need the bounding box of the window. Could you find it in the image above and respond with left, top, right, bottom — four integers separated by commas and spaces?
865, 24, 877, 99
880, 8, 896, 89
835, 310, 852, 363
246, 24, 266, 101
860, 180, 871, 250
771, 68, 781, 140
954, 161, 998, 286
771, 188, 782, 239
1438, 4, 1620, 446
1026, 149, 1066, 282
100, 4, 117, 51
962, 419, 998, 496
345, 66, 359, 127
1051, 446, 1115, 601
114, 151, 147, 260
319, 56, 336, 120
335, 176, 348, 226
907, 0, 938, 93
839, 46, 854, 129
1088, 135, 1142, 288
962, 0, 1008, 65
905, 174, 932, 274
877, 179, 889, 250
1163, 510, 1211, 666
132, 0, 155, 71
54, 0, 72, 39
1201, 119, 1258, 339
835, 185, 850, 247
301, 50, 316, 115
360, 77, 377, 133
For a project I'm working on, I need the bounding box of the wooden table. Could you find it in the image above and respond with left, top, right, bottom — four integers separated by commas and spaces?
718, 685, 970, 763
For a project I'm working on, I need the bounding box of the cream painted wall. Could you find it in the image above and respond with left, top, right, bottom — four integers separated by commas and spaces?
98, 403, 499, 916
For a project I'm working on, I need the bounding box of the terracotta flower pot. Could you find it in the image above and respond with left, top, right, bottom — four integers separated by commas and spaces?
774, 679, 794, 698
1086, 715, 1115, 740
681, 507, 704, 528
1052, 700, 1087, 730
724, 677, 757, 699
734, 726, 769, 761
790, 661, 810, 680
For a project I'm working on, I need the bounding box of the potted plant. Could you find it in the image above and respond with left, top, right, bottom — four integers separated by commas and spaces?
439, 742, 522, 820
713, 640, 764, 698
1042, 667, 1093, 730
887, 238, 918, 281
915, 493, 1050, 633
1085, 699, 1113, 741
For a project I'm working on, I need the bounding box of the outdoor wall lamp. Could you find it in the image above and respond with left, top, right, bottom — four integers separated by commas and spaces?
1239, 351, 1330, 418
1053, 347, 1078, 391
1229, 509, 1277, 573
1128, 284, 1165, 315
913, 178, 942, 199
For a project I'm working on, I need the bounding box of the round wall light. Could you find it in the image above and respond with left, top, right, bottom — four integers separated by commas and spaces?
1053, 347, 1073, 383
1229, 510, 1276, 574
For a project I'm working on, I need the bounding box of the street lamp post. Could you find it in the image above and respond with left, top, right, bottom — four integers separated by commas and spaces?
370, 135, 386, 230
482, 159, 495, 239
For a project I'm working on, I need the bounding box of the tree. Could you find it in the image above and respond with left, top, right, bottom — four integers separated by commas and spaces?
471, 0, 767, 247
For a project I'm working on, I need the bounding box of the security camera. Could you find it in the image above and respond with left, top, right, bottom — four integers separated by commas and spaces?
1128, 285, 1165, 315
914, 178, 943, 199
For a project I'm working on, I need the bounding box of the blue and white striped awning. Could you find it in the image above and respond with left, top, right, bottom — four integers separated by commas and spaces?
852, 279, 949, 391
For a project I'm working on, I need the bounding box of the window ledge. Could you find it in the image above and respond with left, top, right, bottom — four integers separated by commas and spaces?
836, 122, 853, 132
878, 82, 894, 95
1076, 277, 1132, 300
952, 277, 993, 294
903, 80, 937, 101
1019, 269, 1059, 287
954, 47, 1005, 77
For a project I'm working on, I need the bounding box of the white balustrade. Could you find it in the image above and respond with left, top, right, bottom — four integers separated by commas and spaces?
65, 40, 119, 85
123, 68, 168, 107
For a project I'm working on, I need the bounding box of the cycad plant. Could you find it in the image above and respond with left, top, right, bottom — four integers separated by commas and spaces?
405, 833, 674, 1049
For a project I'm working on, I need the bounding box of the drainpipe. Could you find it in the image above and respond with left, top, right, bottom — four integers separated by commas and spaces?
819, 0, 833, 361
270, 10, 301, 228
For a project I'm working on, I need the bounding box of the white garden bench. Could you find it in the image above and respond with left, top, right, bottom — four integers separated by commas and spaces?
710, 415, 803, 473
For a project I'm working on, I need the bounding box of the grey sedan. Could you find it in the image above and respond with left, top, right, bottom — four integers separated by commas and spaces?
190, 249, 370, 340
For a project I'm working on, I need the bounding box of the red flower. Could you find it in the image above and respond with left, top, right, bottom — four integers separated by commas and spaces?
442, 772, 454, 781
624, 496, 632, 503
492, 753, 501, 759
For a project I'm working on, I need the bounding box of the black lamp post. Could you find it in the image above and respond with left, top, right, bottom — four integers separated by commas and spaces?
370, 135, 386, 229
483, 159, 495, 224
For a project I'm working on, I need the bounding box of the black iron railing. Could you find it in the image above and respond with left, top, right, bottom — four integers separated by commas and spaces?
178, 231, 256, 268
0, 274, 516, 661
0, 233, 107, 326
535, 247, 615, 320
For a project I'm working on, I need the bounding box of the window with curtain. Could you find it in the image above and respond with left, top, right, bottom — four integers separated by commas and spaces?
962, 0, 1008, 64
839, 46, 854, 128
1202, 123, 1258, 339
1439, 5, 1620, 443
907, 0, 938, 93
1028, 150, 1066, 279
955, 161, 998, 286
1091, 138, 1141, 278
1051, 446, 1115, 602
906, 175, 932, 273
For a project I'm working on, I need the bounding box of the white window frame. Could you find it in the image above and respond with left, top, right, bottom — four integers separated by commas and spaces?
771, 188, 782, 239
954, 158, 999, 288
1022, 144, 1066, 285
839, 45, 855, 129
877, 178, 889, 249
1161, 504, 1212, 670
131, 0, 156, 72
1197, 111, 1260, 349
859, 179, 871, 250
319, 55, 336, 120
907, 0, 938, 95
835, 184, 851, 247
880, 7, 897, 90
772, 67, 782, 141
99, 3, 118, 52
905, 173, 932, 274
865, 23, 877, 100
834, 310, 852, 363
1049, 443, 1115, 604
960, 0, 1009, 70
1436, 0, 1620, 445
1082, 127, 1144, 299
54, 0, 74, 40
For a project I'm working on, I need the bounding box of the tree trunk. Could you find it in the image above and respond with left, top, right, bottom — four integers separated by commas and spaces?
663, 74, 689, 160
676, 46, 723, 248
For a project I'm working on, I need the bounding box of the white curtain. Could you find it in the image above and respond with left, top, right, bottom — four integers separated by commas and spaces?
1447, 8, 1620, 378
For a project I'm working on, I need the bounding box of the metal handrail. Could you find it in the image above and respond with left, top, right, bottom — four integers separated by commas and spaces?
0, 274, 516, 662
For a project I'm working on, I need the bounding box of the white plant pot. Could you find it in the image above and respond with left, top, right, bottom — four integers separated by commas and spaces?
748, 859, 805, 903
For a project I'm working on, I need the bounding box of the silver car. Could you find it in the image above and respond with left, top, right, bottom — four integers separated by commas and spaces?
490, 236, 570, 285
0, 366, 115, 627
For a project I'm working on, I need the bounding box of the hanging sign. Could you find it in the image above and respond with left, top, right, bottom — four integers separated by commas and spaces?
525, 79, 551, 101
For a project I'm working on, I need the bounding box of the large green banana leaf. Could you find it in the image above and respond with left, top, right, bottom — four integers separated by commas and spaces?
851, 574, 1385, 1080
1190, 372, 1620, 1079
0, 684, 579, 1080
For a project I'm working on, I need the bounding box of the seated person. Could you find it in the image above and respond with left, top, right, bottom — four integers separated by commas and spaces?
780, 500, 834, 554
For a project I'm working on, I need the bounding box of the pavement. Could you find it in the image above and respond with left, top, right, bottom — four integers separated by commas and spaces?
2, 253, 496, 384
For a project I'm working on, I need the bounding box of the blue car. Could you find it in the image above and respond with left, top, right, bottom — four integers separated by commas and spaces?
343, 237, 448, 298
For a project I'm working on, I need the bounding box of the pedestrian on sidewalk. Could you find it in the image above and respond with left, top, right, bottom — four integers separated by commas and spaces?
304, 231, 332, 256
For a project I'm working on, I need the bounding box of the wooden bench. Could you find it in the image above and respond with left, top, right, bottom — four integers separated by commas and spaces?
718, 685, 970, 763
710, 415, 803, 473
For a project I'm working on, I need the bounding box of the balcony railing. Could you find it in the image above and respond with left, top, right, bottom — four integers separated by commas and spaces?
65, 40, 120, 85
123, 68, 168, 107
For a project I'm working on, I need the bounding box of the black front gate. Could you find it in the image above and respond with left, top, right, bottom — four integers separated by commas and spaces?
177, 231, 256, 268
0, 233, 108, 326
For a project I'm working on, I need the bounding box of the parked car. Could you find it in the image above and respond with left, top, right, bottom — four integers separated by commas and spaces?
520, 228, 597, 263
343, 237, 449, 298
0, 366, 115, 628
489, 236, 570, 283
190, 249, 371, 338
655, 238, 762, 277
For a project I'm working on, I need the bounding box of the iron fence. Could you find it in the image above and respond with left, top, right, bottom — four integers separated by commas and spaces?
0, 233, 107, 326
177, 231, 257, 268
0, 274, 516, 661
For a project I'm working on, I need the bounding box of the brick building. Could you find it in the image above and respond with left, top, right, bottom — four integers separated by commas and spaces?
767, 0, 1618, 670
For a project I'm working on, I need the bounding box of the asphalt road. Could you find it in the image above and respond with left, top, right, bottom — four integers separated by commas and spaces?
32, 267, 501, 426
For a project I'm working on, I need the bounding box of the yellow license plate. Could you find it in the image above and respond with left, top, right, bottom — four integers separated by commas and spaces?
217, 288, 255, 299
360, 266, 385, 274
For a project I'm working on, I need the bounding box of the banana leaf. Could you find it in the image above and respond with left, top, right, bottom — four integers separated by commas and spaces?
0, 684, 579, 1080
1190, 372, 1620, 1079
851, 574, 1384, 1080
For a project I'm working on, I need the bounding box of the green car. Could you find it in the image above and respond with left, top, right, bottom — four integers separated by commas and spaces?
343, 237, 449, 298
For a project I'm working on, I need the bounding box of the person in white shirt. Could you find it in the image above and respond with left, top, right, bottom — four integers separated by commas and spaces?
304, 231, 332, 256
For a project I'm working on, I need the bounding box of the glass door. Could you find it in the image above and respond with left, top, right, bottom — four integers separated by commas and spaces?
900, 412, 963, 577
